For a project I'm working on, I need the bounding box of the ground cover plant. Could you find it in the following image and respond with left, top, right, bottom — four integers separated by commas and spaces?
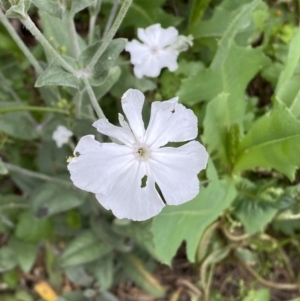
1, 0, 300, 300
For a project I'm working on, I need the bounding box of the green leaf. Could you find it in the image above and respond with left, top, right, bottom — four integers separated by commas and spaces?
5, 0, 31, 18
31, 183, 87, 217
0, 112, 39, 140
121, 0, 181, 29
202, 93, 243, 165
188, 0, 212, 28
152, 179, 237, 264
35, 62, 79, 89
59, 231, 112, 267
0, 158, 8, 175
9, 238, 37, 273
242, 289, 270, 301
0, 246, 17, 272
79, 39, 126, 86
234, 101, 300, 180
65, 265, 94, 286
69, 0, 96, 16
178, 43, 269, 106
31, 0, 63, 18
120, 254, 165, 297
15, 211, 53, 243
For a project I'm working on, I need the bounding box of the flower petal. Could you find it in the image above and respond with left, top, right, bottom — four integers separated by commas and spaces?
149, 141, 208, 205
144, 98, 198, 148
93, 118, 135, 146
68, 135, 134, 195
96, 161, 164, 221
121, 89, 145, 140
125, 39, 151, 65
157, 49, 178, 72
138, 24, 178, 48
133, 55, 162, 78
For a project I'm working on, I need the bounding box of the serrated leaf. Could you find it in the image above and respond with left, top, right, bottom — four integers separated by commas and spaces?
120, 254, 165, 297
178, 43, 269, 106
0, 159, 8, 175
35, 61, 79, 89
79, 39, 126, 86
31, 0, 63, 18
31, 183, 87, 217
234, 101, 300, 180
15, 212, 53, 243
152, 180, 236, 264
0, 112, 39, 140
59, 231, 112, 267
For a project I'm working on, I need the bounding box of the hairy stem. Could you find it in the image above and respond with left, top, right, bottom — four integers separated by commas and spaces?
0, 106, 68, 115
0, 10, 43, 75
4, 163, 72, 187
21, 15, 77, 75
74, 91, 83, 118
83, 78, 105, 119
86, 0, 132, 72
66, 17, 81, 58
88, 0, 102, 45
103, 0, 120, 37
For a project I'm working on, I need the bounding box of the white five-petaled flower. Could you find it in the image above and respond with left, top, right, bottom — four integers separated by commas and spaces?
52, 125, 73, 148
125, 24, 181, 78
68, 89, 208, 221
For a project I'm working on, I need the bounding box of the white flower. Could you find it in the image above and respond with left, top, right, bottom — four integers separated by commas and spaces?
52, 125, 73, 148
125, 24, 180, 78
68, 89, 208, 221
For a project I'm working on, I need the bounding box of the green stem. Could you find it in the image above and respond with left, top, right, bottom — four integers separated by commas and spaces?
66, 16, 81, 58
88, 0, 102, 45
85, 0, 132, 72
21, 15, 78, 75
0, 10, 43, 75
103, 0, 120, 37
0, 106, 68, 115
74, 91, 83, 118
4, 162, 72, 187
83, 78, 105, 119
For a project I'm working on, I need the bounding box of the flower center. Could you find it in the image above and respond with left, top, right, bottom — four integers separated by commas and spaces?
135, 146, 150, 161
150, 46, 159, 54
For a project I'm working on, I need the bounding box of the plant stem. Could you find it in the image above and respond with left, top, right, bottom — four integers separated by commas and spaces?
0, 10, 43, 75
74, 91, 83, 118
0, 106, 68, 115
88, 0, 102, 45
86, 0, 132, 72
103, 0, 120, 37
21, 15, 78, 75
66, 16, 81, 58
4, 162, 72, 187
83, 78, 105, 119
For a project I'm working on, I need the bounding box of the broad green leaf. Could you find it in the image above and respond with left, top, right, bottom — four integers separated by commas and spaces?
234, 101, 300, 180
0, 112, 39, 140
0, 158, 8, 175
202, 93, 243, 165
59, 231, 112, 267
242, 289, 270, 301
35, 62, 79, 89
78, 39, 126, 86
5, 0, 31, 18
121, 0, 181, 29
152, 180, 237, 264
0, 246, 17, 272
178, 43, 269, 106
65, 265, 94, 286
15, 211, 53, 243
31, 183, 86, 217
120, 254, 165, 297
9, 238, 37, 273
31, 0, 63, 18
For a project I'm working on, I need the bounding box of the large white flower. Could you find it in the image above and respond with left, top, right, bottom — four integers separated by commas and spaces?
125, 24, 180, 78
68, 89, 208, 221
52, 125, 73, 148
